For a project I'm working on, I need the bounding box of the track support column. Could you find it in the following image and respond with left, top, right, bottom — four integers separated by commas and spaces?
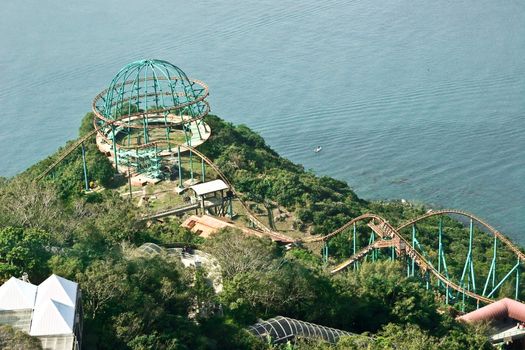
437, 218, 443, 287
353, 223, 358, 270
201, 158, 206, 182
228, 198, 233, 217
111, 125, 119, 172
411, 224, 416, 277
323, 242, 329, 265
189, 149, 194, 182
493, 236, 497, 288
459, 219, 476, 295
177, 146, 183, 188
367, 231, 375, 262
516, 258, 520, 300
81, 142, 89, 191
482, 236, 498, 297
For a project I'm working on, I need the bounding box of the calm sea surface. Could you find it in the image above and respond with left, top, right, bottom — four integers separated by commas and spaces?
0, 1, 523, 242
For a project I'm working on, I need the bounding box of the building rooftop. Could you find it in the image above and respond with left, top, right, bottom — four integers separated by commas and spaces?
0, 277, 37, 310
190, 179, 229, 196
35, 275, 78, 308
248, 316, 352, 344
30, 299, 76, 336
0, 274, 79, 337
182, 214, 295, 243
458, 298, 525, 323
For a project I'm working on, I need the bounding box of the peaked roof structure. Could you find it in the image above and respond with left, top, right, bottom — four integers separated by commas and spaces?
458, 298, 525, 323
0, 277, 37, 310
0, 274, 79, 338
35, 275, 78, 307
29, 299, 75, 336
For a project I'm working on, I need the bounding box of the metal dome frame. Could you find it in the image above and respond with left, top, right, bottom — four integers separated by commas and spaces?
92, 59, 211, 178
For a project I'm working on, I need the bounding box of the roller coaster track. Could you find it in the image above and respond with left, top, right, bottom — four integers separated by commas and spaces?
34, 128, 99, 182
396, 209, 525, 262
301, 213, 389, 243
33, 128, 520, 305
33, 126, 278, 237
331, 242, 383, 273
179, 145, 274, 234
307, 209, 524, 304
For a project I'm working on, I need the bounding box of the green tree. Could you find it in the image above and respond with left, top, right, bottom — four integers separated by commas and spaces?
332, 261, 440, 332
0, 179, 64, 234
0, 325, 43, 350
0, 226, 51, 281
203, 228, 281, 280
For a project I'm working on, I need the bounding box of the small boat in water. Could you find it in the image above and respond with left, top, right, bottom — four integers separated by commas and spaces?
314, 146, 322, 153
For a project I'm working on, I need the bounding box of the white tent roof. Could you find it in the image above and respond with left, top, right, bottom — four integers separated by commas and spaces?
29, 299, 75, 336
0, 274, 79, 337
190, 179, 229, 196
35, 274, 78, 307
0, 277, 37, 310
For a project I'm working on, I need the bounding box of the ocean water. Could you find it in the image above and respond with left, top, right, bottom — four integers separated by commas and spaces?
0, 0, 523, 242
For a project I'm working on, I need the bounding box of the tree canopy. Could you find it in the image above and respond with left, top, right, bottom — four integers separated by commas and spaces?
0, 114, 500, 349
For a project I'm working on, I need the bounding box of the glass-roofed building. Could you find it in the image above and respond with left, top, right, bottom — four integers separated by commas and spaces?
248, 316, 352, 344
0, 275, 82, 350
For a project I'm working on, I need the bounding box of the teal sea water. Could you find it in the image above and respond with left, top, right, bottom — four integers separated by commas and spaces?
0, 1, 523, 242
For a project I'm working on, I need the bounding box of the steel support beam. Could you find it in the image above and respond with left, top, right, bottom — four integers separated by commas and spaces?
487, 261, 520, 298
411, 224, 416, 276
482, 236, 498, 297
201, 158, 206, 182
352, 223, 356, 256
516, 258, 520, 300
177, 146, 182, 188
81, 142, 89, 191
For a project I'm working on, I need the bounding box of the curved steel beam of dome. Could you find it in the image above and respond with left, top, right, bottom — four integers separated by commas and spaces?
92, 83, 209, 126
95, 77, 209, 112
149, 63, 172, 108
93, 101, 210, 148
148, 64, 169, 137
162, 64, 183, 110
130, 65, 142, 128
105, 63, 139, 118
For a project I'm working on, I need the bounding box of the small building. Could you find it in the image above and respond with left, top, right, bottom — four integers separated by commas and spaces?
0, 275, 82, 350
182, 214, 253, 238
189, 179, 232, 216
458, 298, 525, 347
182, 214, 295, 243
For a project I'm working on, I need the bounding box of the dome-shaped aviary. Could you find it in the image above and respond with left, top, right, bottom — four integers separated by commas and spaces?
92, 59, 211, 179
94, 59, 208, 122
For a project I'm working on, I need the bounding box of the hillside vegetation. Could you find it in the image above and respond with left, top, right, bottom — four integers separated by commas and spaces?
0, 114, 511, 349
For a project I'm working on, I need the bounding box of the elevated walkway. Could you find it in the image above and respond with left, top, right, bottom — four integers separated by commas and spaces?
143, 203, 200, 220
